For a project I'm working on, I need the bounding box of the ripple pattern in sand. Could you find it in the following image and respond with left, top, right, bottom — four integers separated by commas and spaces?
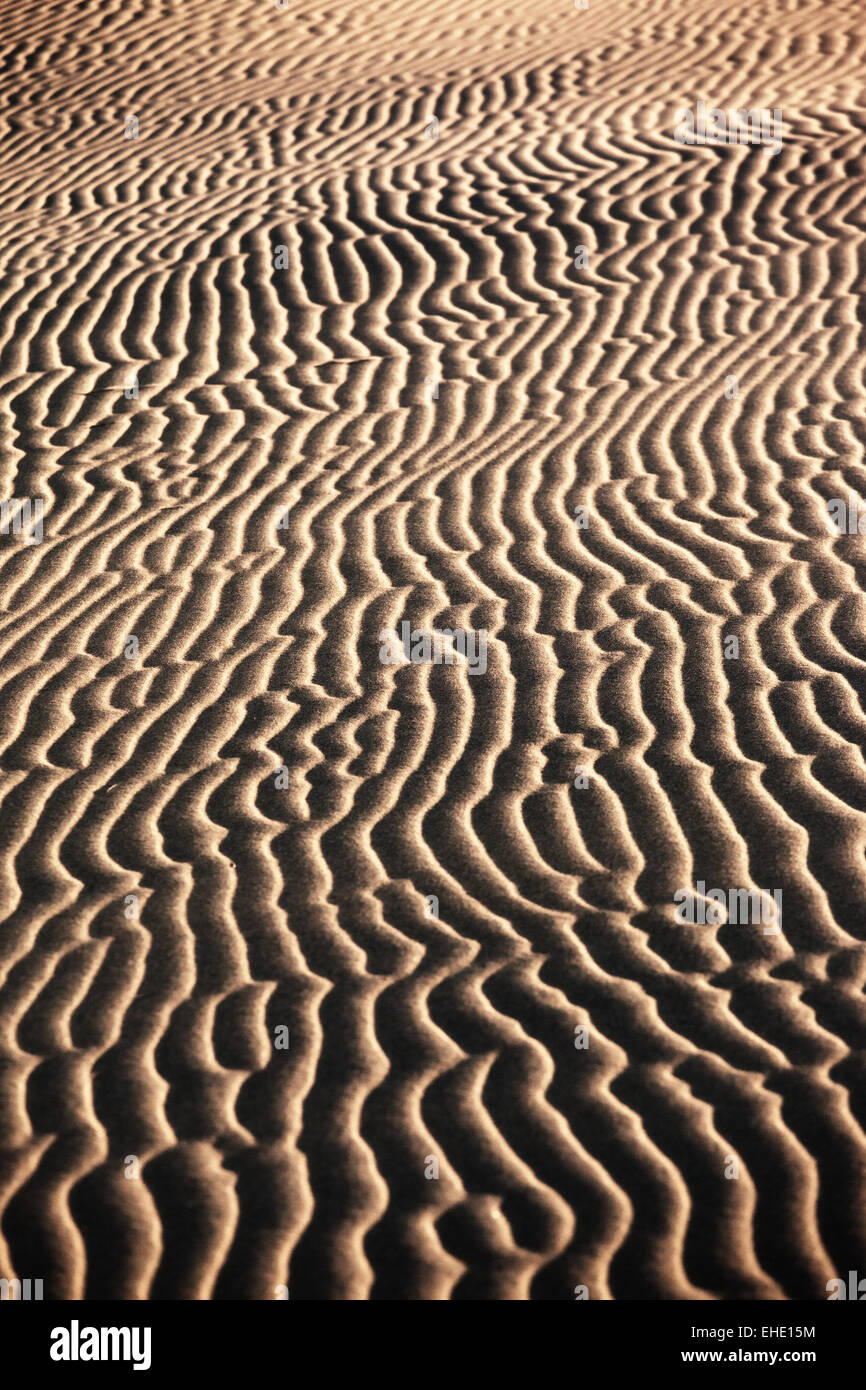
1, 0, 866, 1300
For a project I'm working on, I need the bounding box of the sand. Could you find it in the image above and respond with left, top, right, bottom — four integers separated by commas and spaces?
0, 0, 865, 1300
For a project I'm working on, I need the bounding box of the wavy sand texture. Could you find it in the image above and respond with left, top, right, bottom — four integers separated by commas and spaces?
0, 0, 865, 1299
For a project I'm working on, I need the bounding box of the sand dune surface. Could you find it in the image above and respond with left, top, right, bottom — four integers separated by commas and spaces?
1, 0, 866, 1300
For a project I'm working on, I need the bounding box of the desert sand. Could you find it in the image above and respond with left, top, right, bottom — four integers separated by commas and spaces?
0, 0, 865, 1300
